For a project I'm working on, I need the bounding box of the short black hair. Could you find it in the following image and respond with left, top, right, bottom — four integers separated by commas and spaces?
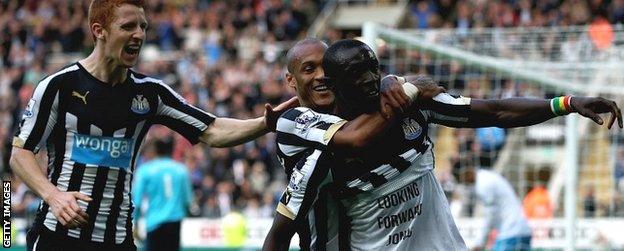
285, 38, 327, 73
153, 138, 173, 157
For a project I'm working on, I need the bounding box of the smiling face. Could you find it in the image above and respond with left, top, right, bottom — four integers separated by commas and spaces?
93, 3, 147, 68
323, 39, 381, 117
286, 41, 334, 113
340, 50, 381, 104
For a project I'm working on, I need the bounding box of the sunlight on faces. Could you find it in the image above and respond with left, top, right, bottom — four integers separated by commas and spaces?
97, 4, 147, 68
287, 42, 334, 113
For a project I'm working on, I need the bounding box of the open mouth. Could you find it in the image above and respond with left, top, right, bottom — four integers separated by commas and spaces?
312, 84, 329, 92
124, 44, 141, 55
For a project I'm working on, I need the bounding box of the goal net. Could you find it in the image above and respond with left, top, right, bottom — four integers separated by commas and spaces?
363, 23, 624, 249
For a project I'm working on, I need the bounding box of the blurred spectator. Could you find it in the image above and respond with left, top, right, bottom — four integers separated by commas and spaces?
409, 0, 615, 29
523, 184, 553, 219
10, 175, 40, 224
1, 0, 321, 219
202, 195, 222, 219
3, 0, 624, 223
411, 1, 437, 29
583, 185, 597, 217
475, 127, 506, 168
615, 148, 624, 192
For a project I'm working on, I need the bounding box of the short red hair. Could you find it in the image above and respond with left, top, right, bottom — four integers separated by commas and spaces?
88, 0, 146, 41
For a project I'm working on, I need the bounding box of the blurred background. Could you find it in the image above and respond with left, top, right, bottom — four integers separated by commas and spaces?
1, 0, 624, 250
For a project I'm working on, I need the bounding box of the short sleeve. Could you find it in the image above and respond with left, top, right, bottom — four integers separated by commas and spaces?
276, 150, 332, 222
275, 107, 346, 156
153, 82, 216, 144
422, 93, 472, 127
14, 72, 64, 153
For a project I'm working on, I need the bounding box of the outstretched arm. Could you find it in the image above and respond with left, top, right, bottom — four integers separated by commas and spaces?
386, 75, 622, 129
200, 116, 268, 147
200, 97, 299, 147
468, 96, 622, 128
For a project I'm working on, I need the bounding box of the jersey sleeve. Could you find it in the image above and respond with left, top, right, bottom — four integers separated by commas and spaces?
276, 151, 332, 222
275, 107, 347, 156
420, 93, 472, 127
153, 83, 216, 144
13, 75, 62, 153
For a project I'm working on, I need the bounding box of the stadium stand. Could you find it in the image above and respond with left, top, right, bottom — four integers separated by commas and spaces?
2, 0, 624, 249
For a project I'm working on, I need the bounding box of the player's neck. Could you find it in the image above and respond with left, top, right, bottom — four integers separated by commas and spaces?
80, 49, 128, 86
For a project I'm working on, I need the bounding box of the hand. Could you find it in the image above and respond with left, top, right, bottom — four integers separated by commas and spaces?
45, 190, 92, 229
404, 75, 446, 100
264, 97, 299, 131
380, 75, 411, 118
570, 97, 622, 129
413, 81, 446, 101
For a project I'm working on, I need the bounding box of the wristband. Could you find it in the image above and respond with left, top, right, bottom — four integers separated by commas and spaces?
402, 82, 420, 100
550, 96, 573, 116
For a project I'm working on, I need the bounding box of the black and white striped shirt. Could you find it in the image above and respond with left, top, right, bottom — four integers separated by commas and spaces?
332, 93, 473, 197
13, 62, 215, 245
332, 93, 473, 251
274, 107, 346, 250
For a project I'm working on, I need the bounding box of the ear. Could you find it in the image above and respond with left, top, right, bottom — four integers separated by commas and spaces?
285, 72, 297, 89
92, 22, 107, 41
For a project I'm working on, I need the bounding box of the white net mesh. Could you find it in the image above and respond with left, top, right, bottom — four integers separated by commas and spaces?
368, 24, 624, 248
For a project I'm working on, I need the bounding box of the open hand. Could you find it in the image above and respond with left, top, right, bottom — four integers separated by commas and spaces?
264, 97, 299, 131
571, 97, 622, 129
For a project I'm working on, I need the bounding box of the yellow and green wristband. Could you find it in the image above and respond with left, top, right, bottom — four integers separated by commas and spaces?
550, 96, 573, 116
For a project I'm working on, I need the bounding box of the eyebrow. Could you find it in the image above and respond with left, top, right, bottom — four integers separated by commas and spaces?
299, 60, 316, 69
119, 19, 148, 28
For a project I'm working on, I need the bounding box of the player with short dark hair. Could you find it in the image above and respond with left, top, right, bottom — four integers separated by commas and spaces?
9, 1, 295, 250
323, 39, 621, 250
262, 38, 444, 251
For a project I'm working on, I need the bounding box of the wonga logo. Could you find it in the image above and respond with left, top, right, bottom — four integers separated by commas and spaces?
71, 134, 135, 168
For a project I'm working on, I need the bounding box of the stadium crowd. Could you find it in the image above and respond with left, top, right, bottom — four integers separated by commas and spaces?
2, 0, 624, 229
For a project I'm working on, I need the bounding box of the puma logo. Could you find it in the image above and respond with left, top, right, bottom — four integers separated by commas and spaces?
72, 91, 89, 105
